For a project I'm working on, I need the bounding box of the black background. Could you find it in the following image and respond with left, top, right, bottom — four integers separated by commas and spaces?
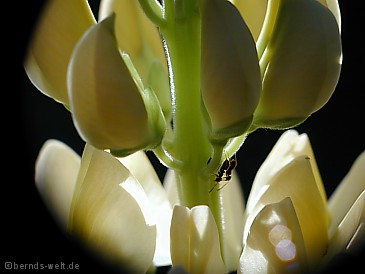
4, 0, 364, 273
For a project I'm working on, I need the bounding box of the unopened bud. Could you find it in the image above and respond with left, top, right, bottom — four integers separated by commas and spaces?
200, 0, 261, 142
68, 14, 165, 155
253, 0, 342, 129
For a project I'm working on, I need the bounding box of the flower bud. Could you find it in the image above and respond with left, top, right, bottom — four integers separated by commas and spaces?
253, 0, 342, 129
24, 0, 95, 106
99, 0, 172, 118
68, 14, 165, 155
200, 0, 261, 142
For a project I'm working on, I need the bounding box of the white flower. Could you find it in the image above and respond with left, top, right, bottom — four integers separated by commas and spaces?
35, 129, 365, 273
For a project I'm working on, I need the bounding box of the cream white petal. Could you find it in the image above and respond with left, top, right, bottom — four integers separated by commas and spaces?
69, 144, 156, 273
325, 191, 365, 261
118, 151, 173, 266
246, 130, 327, 220
210, 171, 245, 272
25, 0, 95, 105
243, 156, 328, 268
163, 168, 181, 207
239, 198, 309, 274
99, 0, 167, 82
170, 205, 227, 274
229, 0, 268, 41
35, 140, 81, 230
68, 15, 151, 151
328, 151, 365, 236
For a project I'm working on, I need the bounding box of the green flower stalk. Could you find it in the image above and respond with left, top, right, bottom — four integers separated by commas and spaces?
24, 0, 364, 273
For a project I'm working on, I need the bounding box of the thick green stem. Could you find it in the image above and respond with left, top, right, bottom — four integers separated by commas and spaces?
160, 0, 212, 207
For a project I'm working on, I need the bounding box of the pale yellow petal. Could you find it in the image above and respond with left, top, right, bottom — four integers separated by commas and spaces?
98, 0, 168, 84
244, 156, 328, 268
35, 140, 81, 230
328, 151, 365, 236
211, 171, 245, 272
163, 168, 181, 206
69, 145, 156, 273
326, 191, 365, 261
118, 151, 173, 266
170, 205, 226, 274
229, 0, 268, 41
246, 130, 328, 223
68, 14, 150, 151
239, 198, 309, 274
25, 0, 95, 105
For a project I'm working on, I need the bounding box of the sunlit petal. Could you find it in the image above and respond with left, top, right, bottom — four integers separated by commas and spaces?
163, 168, 181, 207
244, 156, 328, 268
170, 205, 226, 274
326, 191, 365, 261
68, 14, 151, 151
69, 144, 156, 273
239, 198, 309, 274
212, 171, 245, 271
99, 0, 171, 116
118, 151, 173, 266
25, 0, 95, 105
328, 151, 365, 236
99, 0, 166, 81
246, 130, 327, 222
35, 140, 81, 230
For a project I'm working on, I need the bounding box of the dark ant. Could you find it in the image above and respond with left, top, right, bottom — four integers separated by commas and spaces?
209, 154, 237, 192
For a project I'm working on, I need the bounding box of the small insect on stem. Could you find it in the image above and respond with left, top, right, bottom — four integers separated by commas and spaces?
209, 154, 237, 192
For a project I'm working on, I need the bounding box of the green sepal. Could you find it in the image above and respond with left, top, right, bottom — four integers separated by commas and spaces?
252, 116, 308, 130
209, 116, 253, 146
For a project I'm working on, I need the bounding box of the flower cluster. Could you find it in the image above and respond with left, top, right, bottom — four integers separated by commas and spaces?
25, 0, 364, 273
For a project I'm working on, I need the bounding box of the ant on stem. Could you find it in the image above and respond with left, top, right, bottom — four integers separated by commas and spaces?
208, 154, 237, 192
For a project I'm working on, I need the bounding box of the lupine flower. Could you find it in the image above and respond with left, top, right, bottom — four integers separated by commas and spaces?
24, 0, 364, 273
35, 130, 365, 273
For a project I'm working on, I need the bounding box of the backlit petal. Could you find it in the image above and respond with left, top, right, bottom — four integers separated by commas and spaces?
239, 198, 309, 274
68, 15, 150, 151
99, 0, 167, 82
246, 130, 327, 221
326, 191, 365, 261
244, 156, 328, 268
118, 151, 173, 266
170, 205, 226, 274
99, 0, 171, 117
211, 171, 245, 271
25, 0, 95, 105
69, 145, 156, 273
328, 151, 365, 236
35, 140, 81, 230
163, 168, 181, 207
